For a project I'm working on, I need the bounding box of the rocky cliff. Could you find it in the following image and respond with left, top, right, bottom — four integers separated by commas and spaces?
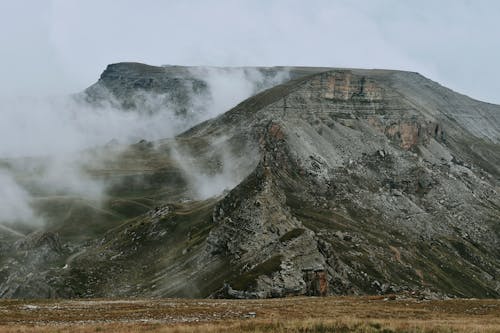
1, 63, 499, 298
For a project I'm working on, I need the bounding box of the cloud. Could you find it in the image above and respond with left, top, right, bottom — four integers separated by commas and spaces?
0, 170, 40, 226
171, 135, 259, 200
0, 67, 290, 158
188, 67, 290, 121
0, 66, 290, 226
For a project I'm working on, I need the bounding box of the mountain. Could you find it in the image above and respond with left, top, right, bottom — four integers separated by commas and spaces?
1, 63, 499, 298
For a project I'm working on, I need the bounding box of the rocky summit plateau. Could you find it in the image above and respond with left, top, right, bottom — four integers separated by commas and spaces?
1, 62, 499, 299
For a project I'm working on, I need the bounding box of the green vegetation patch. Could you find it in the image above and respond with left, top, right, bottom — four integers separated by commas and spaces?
230, 255, 283, 290
279, 228, 305, 242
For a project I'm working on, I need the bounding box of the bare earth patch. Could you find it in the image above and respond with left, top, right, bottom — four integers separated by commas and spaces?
0, 296, 499, 332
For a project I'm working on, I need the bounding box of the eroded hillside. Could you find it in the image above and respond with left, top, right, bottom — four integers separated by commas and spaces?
1, 64, 499, 298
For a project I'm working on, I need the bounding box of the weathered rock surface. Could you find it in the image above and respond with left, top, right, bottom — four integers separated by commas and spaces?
84, 63, 208, 114
1, 63, 499, 299
83, 62, 311, 116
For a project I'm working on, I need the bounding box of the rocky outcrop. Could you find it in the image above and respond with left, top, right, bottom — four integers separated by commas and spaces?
84, 63, 208, 114
0, 231, 66, 298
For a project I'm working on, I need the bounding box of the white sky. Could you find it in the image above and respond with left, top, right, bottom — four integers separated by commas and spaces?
1, 0, 499, 103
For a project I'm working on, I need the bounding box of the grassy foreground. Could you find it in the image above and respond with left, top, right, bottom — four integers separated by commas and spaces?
0, 296, 499, 332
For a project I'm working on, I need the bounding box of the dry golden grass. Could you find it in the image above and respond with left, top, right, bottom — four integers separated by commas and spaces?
0, 296, 499, 332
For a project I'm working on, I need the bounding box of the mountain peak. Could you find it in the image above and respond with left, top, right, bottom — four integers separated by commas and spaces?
1, 62, 500, 299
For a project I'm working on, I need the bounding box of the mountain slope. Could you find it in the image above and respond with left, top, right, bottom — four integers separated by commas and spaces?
1, 64, 499, 298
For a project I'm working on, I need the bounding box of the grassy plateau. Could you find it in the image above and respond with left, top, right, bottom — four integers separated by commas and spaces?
0, 296, 499, 332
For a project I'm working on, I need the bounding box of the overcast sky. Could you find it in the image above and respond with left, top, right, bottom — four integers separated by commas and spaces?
1, 0, 499, 103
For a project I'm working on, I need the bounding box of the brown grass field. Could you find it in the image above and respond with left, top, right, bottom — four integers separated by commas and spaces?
0, 296, 499, 332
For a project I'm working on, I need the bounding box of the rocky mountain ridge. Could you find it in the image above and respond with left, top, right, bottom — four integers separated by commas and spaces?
0, 63, 499, 298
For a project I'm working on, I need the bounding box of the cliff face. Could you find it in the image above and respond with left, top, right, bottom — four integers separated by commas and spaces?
84, 63, 208, 114
1, 64, 499, 299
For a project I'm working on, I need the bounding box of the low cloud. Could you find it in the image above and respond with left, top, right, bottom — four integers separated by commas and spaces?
0, 170, 40, 226
0, 66, 289, 227
171, 136, 259, 200
189, 67, 290, 121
